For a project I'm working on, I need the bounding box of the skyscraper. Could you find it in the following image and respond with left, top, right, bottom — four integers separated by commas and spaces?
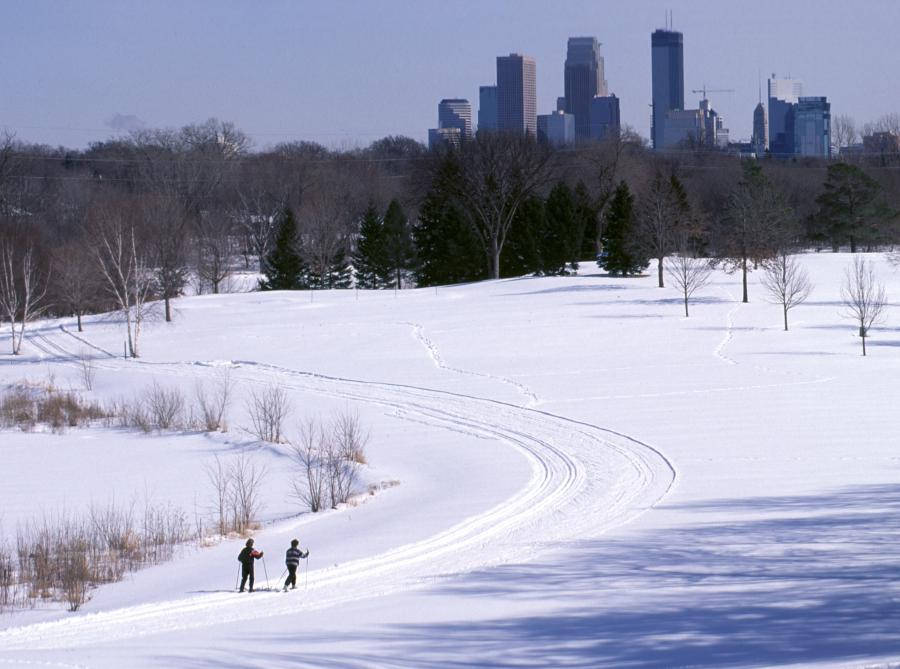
438, 99, 473, 139
768, 75, 802, 156
496, 53, 537, 135
564, 37, 608, 140
752, 102, 768, 155
537, 110, 575, 147
590, 95, 620, 141
651, 29, 684, 150
478, 86, 498, 132
794, 96, 831, 157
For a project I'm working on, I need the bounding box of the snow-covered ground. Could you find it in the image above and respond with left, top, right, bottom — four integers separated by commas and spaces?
2, 253, 900, 668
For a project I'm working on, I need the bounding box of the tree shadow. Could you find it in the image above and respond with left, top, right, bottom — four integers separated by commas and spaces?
163, 483, 900, 668
501, 284, 628, 297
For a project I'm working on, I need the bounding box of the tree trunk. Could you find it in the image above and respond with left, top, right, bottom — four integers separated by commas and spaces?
862, 328, 867, 356
77, 311, 83, 333
783, 305, 788, 331
742, 255, 749, 303
164, 297, 172, 323
490, 242, 501, 280
658, 256, 664, 288
850, 235, 857, 254
684, 294, 689, 317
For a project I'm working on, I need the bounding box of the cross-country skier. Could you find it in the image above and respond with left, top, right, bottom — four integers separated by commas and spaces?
283, 538, 309, 591
237, 538, 264, 592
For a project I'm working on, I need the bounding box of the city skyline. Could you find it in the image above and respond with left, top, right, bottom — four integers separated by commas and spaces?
3, 0, 899, 149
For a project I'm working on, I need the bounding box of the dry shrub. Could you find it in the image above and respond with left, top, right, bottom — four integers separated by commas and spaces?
245, 384, 290, 443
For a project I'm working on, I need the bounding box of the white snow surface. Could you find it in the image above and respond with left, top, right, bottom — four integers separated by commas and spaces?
1, 253, 900, 668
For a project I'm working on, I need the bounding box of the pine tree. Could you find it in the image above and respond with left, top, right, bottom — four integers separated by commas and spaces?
502, 196, 543, 277
259, 208, 306, 290
542, 182, 578, 275
413, 156, 487, 286
353, 204, 389, 289
576, 182, 599, 262
599, 181, 649, 276
382, 199, 414, 289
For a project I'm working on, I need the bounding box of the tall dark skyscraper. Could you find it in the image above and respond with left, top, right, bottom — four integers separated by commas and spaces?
496, 53, 537, 135
564, 37, 607, 140
438, 99, 473, 139
478, 85, 498, 132
651, 29, 684, 150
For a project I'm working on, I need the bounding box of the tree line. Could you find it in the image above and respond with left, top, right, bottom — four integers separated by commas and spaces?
1, 118, 899, 355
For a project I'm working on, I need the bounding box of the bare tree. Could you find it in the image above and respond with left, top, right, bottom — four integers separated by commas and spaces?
832, 115, 858, 154
841, 255, 887, 356
204, 455, 231, 536
92, 206, 154, 358
143, 194, 189, 322
53, 243, 99, 332
454, 133, 552, 279
0, 244, 50, 355
195, 210, 236, 295
665, 249, 713, 317
717, 163, 793, 303
637, 171, 691, 288
761, 252, 813, 331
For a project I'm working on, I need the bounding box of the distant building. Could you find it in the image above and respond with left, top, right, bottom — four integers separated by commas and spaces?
768, 75, 802, 156
438, 99, 473, 139
794, 96, 831, 157
428, 127, 462, 150
589, 95, 620, 141
752, 102, 768, 155
651, 29, 684, 150
863, 131, 900, 155
478, 86, 498, 132
497, 53, 537, 135
661, 98, 728, 149
537, 110, 575, 146
556, 96, 567, 112
564, 37, 608, 140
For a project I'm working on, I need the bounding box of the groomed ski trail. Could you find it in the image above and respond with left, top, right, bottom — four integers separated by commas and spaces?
0, 327, 675, 650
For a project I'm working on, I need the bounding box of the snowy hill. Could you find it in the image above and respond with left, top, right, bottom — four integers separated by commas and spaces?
2, 253, 900, 668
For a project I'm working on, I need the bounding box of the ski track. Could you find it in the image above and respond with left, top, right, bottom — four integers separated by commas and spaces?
402, 320, 540, 407
0, 326, 675, 652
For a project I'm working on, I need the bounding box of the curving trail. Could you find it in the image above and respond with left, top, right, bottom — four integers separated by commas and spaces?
0, 326, 676, 651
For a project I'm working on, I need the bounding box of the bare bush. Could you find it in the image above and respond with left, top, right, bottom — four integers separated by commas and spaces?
289, 418, 328, 513
145, 381, 184, 429
289, 410, 368, 512
841, 255, 887, 356
245, 384, 290, 443
0, 384, 105, 432
204, 454, 231, 536
195, 367, 234, 432
78, 349, 97, 391
229, 450, 268, 534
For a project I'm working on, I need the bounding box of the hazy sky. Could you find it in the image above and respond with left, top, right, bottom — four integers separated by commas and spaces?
3, 0, 899, 150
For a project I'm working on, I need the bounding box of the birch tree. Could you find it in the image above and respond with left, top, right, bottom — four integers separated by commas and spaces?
0, 245, 49, 355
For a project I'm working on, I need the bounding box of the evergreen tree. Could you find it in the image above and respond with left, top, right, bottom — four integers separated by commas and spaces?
501, 196, 543, 277
382, 199, 414, 289
575, 182, 599, 262
543, 182, 579, 275
353, 204, 389, 289
813, 162, 893, 252
413, 156, 487, 286
599, 181, 649, 276
259, 208, 306, 290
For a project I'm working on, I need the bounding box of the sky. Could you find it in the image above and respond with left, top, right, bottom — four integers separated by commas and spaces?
2, 0, 899, 151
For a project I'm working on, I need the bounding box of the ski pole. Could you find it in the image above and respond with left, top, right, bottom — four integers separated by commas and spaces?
235, 565, 240, 591
277, 568, 286, 587
262, 555, 270, 589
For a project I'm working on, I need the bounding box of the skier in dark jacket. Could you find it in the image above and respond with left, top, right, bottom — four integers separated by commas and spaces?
283, 538, 309, 591
237, 538, 264, 592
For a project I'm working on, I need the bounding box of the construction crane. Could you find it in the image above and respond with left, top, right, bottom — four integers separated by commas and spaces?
691, 85, 735, 101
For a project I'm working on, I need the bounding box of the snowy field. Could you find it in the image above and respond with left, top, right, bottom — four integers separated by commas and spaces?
2, 252, 900, 668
